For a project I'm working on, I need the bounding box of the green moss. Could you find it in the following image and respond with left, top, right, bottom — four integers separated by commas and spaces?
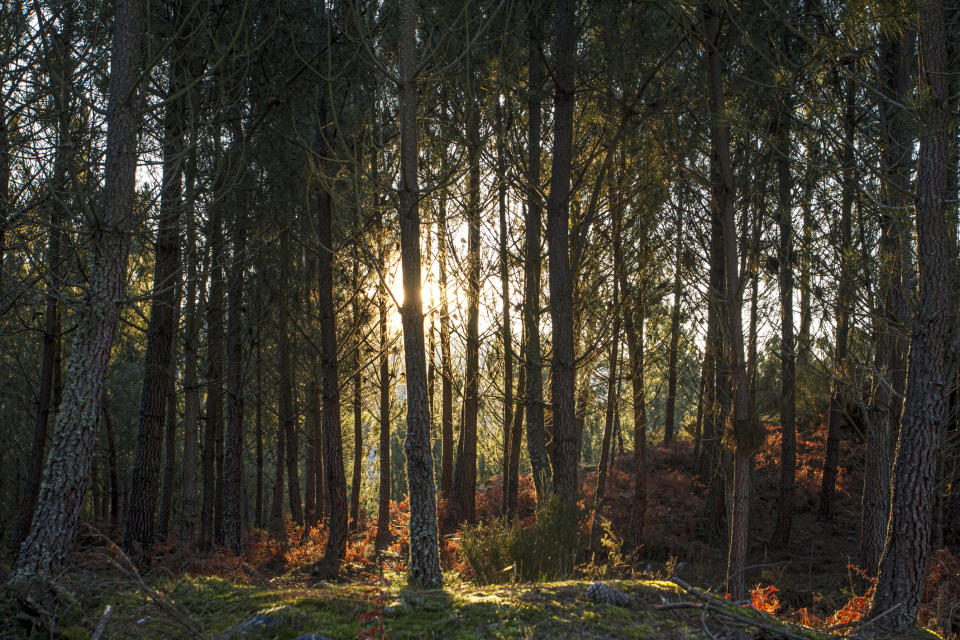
1, 575, 864, 639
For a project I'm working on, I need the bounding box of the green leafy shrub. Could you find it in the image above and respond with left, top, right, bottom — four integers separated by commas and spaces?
459, 497, 582, 584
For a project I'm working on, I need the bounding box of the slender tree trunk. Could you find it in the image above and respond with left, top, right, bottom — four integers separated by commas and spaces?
222, 171, 246, 554
773, 99, 796, 545
859, 27, 915, 558
452, 93, 481, 526
375, 212, 392, 550
437, 188, 454, 497
180, 140, 201, 543
705, 0, 753, 600
122, 0, 187, 563
525, 2, 549, 498
255, 341, 263, 529
591, 272, 620, 554
278, 233, 302, 525
269, 390, 286, 536
621, 270, 647, 550
312, 171, 347, 579
350, 252, 363, 532
104, 405, 120, 525
11, 8, 73, 552
498, 102, 514, 510
12, 0, 144, 579
158, 328, 179, 542
823, 80, 855, 529
664, 222, 682, 446
868, 2, 952, 627
547, 0, 578, 508
398, 0, 442, 587
507, 360, 525, 521
202, 202, 224, 547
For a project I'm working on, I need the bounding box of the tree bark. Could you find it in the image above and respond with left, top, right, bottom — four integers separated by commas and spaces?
868, 1, 952, 628
12, 0, 144, 579
772, 97, 796, 545
524, 1, 550, 498
375, 211, 392, 550
222, 167, 247, 554
437, 186, 454, 498
497, 100, 514, 511
547, 0, 578, 508
312, 171, 347, 579
10, 7, 73, 553
451, 92, 481, 526
664, 221, 682, 447
398, 0, 442, 587
704, 0, 753, 600
122, 26, 187, 560
859, 26, 915, 558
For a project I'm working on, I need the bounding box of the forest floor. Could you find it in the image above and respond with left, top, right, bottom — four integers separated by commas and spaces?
1, 423, 953, 639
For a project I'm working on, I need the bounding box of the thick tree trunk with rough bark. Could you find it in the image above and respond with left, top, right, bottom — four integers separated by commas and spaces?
867, 1, 953, 628
859, 27, 914, 559
12, 0, 144, 579
398, 0, 442, 588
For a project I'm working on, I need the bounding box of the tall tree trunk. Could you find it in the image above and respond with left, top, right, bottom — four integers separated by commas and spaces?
524, 1, 550, 498
157, 329, 179, 542
699, 195, 726, 543
773, 98, 796, 545
222, 172, 246, 554
664, 221, 682, 446
278, 233, 302, 525
822, 80, 855, 530
122, 0, 187, 563
452, 93, 481, 526
350, 252, 363, 532
859, 26, 915, 557
12, 0, 144, 579
591, 271, 620, 554
547, 0, 578, 508
202, 202, 224, 547
621, 269, 647, 550
269, 389, 286, 535
104, 405, 120, 525
398, 0, 442, 587
312, 172, 347, 579
498, 101, 514, 511
375, 212, 392, 550
437, 187, 454, 497
11, 7, 74, 553
868, 2, 952, 627
180, 140, 201, 543
705, 0, 754, 600
507, 360, 525, 521
254, 340, 263, 529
